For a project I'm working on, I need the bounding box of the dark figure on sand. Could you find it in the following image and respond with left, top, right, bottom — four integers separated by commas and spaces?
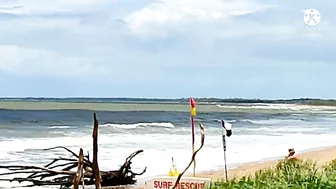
286, 148, 301, 161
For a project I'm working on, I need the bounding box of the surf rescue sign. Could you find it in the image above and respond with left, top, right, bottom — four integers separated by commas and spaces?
145, 177, 211, 189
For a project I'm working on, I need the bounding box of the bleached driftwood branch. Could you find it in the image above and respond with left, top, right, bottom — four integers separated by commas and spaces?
172, 123, 205, 189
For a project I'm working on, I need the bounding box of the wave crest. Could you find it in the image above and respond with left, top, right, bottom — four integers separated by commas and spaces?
99, 122, 175, 129
242, 119, 304, 125
48, 126, 73, 129
244, 127, 327, 132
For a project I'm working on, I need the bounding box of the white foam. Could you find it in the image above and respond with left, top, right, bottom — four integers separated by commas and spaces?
244, 126, 328, 132
0, 114, 334, 189
1, 126, 335, 186
98, 122, 175, 129
48, 125, 74, 129
245, 119, 305, 125
216, 119, 236, 123
216, 103, 336, 112
217, 103, 301, 110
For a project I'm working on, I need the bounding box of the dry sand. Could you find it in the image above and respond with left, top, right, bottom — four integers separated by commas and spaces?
194, 146, 336, 180
133, 146, 336, 188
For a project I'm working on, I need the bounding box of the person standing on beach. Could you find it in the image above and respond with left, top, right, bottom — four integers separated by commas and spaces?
286, 148, 301, 161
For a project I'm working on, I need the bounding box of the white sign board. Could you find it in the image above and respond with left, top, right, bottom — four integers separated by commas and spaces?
145, 176, 211, 189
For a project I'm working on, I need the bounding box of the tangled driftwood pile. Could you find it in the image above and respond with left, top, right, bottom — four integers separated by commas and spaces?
0, 113, 146, 189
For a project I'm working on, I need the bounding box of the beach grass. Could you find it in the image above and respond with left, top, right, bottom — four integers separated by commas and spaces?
210, 158, 336, 188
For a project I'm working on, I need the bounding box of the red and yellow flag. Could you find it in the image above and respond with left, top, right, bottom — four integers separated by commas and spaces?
190, 97, 196, 117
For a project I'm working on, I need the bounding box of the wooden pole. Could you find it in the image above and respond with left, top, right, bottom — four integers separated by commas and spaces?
191, 116, 196, 177
92, 113, 101, 189
190, 97, 196, 177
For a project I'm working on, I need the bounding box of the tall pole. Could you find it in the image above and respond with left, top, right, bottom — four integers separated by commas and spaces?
190, 97, 196, 177
222, 128, 228, 182
191, 116, 195, 177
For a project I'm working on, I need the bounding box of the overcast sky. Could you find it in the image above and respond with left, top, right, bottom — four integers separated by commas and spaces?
0, 0, 334, 99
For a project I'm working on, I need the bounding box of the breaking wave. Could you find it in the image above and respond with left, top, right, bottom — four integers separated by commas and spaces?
244, 127, 328, 132
216, 104, 300, 110
215, 119, 237, 123
243, 119, 305, 125
99, 122, 175, 129
48, 126, 74, 129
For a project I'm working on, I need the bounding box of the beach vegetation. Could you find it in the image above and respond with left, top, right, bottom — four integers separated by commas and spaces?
210, 158, 336, 188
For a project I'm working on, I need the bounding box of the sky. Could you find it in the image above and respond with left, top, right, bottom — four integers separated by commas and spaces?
0, 0, 335, 99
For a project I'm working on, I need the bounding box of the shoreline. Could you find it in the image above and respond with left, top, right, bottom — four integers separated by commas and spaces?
192, 145, 336, 181
136, 145, 336, 188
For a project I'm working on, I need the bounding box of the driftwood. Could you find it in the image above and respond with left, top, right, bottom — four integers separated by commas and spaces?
172, 123, 205, 189
73, 148, 84, 189
0, 113, 147, 188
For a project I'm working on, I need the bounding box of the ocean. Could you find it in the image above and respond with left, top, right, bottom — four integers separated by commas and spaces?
0, 100, 336, 188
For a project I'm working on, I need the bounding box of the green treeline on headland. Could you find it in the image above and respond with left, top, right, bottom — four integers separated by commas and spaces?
0, 97, 336, 106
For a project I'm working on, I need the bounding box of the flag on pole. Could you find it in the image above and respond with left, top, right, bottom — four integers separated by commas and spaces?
190, 97, 196, 176
190, 98, 196, 117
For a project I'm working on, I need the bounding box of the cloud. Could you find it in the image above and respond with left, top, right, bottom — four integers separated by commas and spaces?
124, 0, 274, 37
0, 45, 108, 78
0, 0, 111, 15
0, 0, 334, 98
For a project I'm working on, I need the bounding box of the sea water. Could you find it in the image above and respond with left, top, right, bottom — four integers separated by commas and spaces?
0, 101, 336, 188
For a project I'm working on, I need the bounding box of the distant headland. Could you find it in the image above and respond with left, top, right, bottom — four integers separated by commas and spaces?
0, 97, 335, 106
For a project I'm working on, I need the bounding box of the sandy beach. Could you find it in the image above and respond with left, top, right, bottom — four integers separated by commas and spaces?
136, 146, 336, 188
193, 146, 336, 181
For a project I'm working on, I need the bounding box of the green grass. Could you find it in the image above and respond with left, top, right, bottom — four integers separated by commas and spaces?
210, 159, 336, 189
